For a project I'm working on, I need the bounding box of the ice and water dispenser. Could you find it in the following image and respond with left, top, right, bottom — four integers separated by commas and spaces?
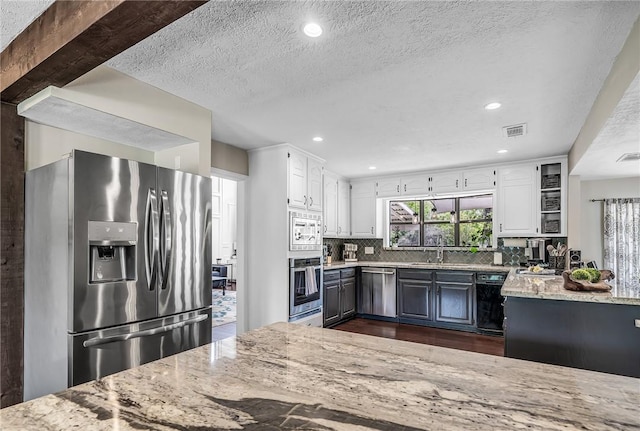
88, 221, 137, 283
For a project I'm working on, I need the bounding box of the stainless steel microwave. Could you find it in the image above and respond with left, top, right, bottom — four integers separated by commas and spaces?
289, 211, 322, 251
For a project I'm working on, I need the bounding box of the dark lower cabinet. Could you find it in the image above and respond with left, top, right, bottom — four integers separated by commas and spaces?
435, 283, 474, 325
434, 271, 474, 325
323, 280, 341, 326
398, 269, 477, 332
504, 296, 640, 378
341, 278, 356, 318
398, 270, 433, 320
323, 268, 356, 327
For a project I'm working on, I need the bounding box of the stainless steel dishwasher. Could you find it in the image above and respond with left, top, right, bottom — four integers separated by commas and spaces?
359, 268, 397, 317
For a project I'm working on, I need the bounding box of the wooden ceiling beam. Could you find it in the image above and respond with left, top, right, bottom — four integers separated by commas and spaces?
1, 0, 208, 104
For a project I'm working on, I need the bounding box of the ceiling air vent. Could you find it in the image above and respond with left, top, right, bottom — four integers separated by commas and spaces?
616, 152, 640, 162
502, 123, 527, 138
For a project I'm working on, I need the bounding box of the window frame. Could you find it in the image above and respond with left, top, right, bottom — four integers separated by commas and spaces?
387, 193, 494, 248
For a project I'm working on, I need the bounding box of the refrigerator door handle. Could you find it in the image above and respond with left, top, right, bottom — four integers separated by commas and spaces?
160, 190, 172, 290
82, 314, 208, 348
145, 188, 160, 291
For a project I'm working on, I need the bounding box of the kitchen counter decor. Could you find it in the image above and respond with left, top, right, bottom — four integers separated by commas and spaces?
562, 269, 614, 292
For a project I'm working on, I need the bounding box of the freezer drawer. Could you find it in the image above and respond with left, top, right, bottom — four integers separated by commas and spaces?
69, 309, 211, 387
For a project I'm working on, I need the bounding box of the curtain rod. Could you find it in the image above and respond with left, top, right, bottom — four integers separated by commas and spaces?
590, 199, 605, 202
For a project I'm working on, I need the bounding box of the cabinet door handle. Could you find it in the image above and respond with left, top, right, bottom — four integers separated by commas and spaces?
304, 195, 307, 205
397, 185, 399, 193
309, 196, 313, 206
370, 226, 374, 234
465, 178, 467, 187
456, 179, 459, 188
500, 223, 503, 232
324, 225, 327, 233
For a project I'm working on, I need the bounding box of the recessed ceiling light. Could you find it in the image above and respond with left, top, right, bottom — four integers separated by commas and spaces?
303, 22, 323, 38
368, 166, 377, 170
497, 149, 508, 154
312, 136, 323, 142
485, 102, 502, 110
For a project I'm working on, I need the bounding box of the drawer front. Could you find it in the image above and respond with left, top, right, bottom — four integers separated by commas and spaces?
324, 270, 340, 283
397, 269, 433, 281
435, 271, 474, 283
340, 268, 356, 279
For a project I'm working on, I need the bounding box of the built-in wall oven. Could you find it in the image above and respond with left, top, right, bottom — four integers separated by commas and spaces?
289, 257, 322, 321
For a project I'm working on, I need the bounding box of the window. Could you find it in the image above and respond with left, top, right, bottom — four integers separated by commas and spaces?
389, 194, 493, 247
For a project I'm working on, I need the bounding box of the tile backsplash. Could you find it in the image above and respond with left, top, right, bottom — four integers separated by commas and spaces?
324, 236, 568, 267
324, 238, 494, 265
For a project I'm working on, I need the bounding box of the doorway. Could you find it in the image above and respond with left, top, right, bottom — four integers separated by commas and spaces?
211, 175, 239, 341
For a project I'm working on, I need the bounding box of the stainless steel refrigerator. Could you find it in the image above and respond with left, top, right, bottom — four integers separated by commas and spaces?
24, 150, 212, 401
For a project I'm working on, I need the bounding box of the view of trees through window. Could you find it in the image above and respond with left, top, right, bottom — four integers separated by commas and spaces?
389, 195, 493, 247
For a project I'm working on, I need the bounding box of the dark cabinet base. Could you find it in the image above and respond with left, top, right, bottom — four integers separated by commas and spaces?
323, 269, 356, 328
504, 297, 640, 378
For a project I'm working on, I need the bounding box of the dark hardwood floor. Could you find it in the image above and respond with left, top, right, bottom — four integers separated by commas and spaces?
333, 318, 504, 356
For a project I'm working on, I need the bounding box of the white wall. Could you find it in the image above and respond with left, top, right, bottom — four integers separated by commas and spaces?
26, 122, 155, 170
245, 146, 289, 330
579, 177, 640, 267
25, 65, 212, 176
221, 179, 238, 260
211, 176, 237, 262
211, 176, 223, 260
211, 140, 249, 176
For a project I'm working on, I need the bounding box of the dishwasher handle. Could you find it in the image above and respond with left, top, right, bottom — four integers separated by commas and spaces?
361, 268, 396, 275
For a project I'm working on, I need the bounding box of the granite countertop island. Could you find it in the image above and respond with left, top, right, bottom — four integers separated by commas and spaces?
501, 268, 640, 305
2, 323, 639, 430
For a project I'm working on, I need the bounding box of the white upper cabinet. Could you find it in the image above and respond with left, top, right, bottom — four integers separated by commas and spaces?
337, 179, 351, 236
288, 150, 323, 212
288, 151, 307, 209
402, 174, 430, 196
496, 164, 537, 236
351, 180, 377, 237
463, 168, 496, 191
307, 158, 323, 212
429, 172, 462, 194
376, 178, 401, 197
376, 175, 430, 197
323, 173, 338, 236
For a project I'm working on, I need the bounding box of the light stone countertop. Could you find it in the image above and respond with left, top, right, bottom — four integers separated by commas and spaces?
2, 323, 638, 430
324, 260, 511, 272
501, 268, 640, 305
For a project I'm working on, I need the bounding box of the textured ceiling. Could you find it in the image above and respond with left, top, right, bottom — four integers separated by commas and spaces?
3, 1, 640, 178
572, 73, 640, 180
0, 0, 54, 49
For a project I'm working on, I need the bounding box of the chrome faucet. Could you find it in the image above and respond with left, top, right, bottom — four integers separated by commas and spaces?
436, 235, 444, 264
423, 247, 431, 263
